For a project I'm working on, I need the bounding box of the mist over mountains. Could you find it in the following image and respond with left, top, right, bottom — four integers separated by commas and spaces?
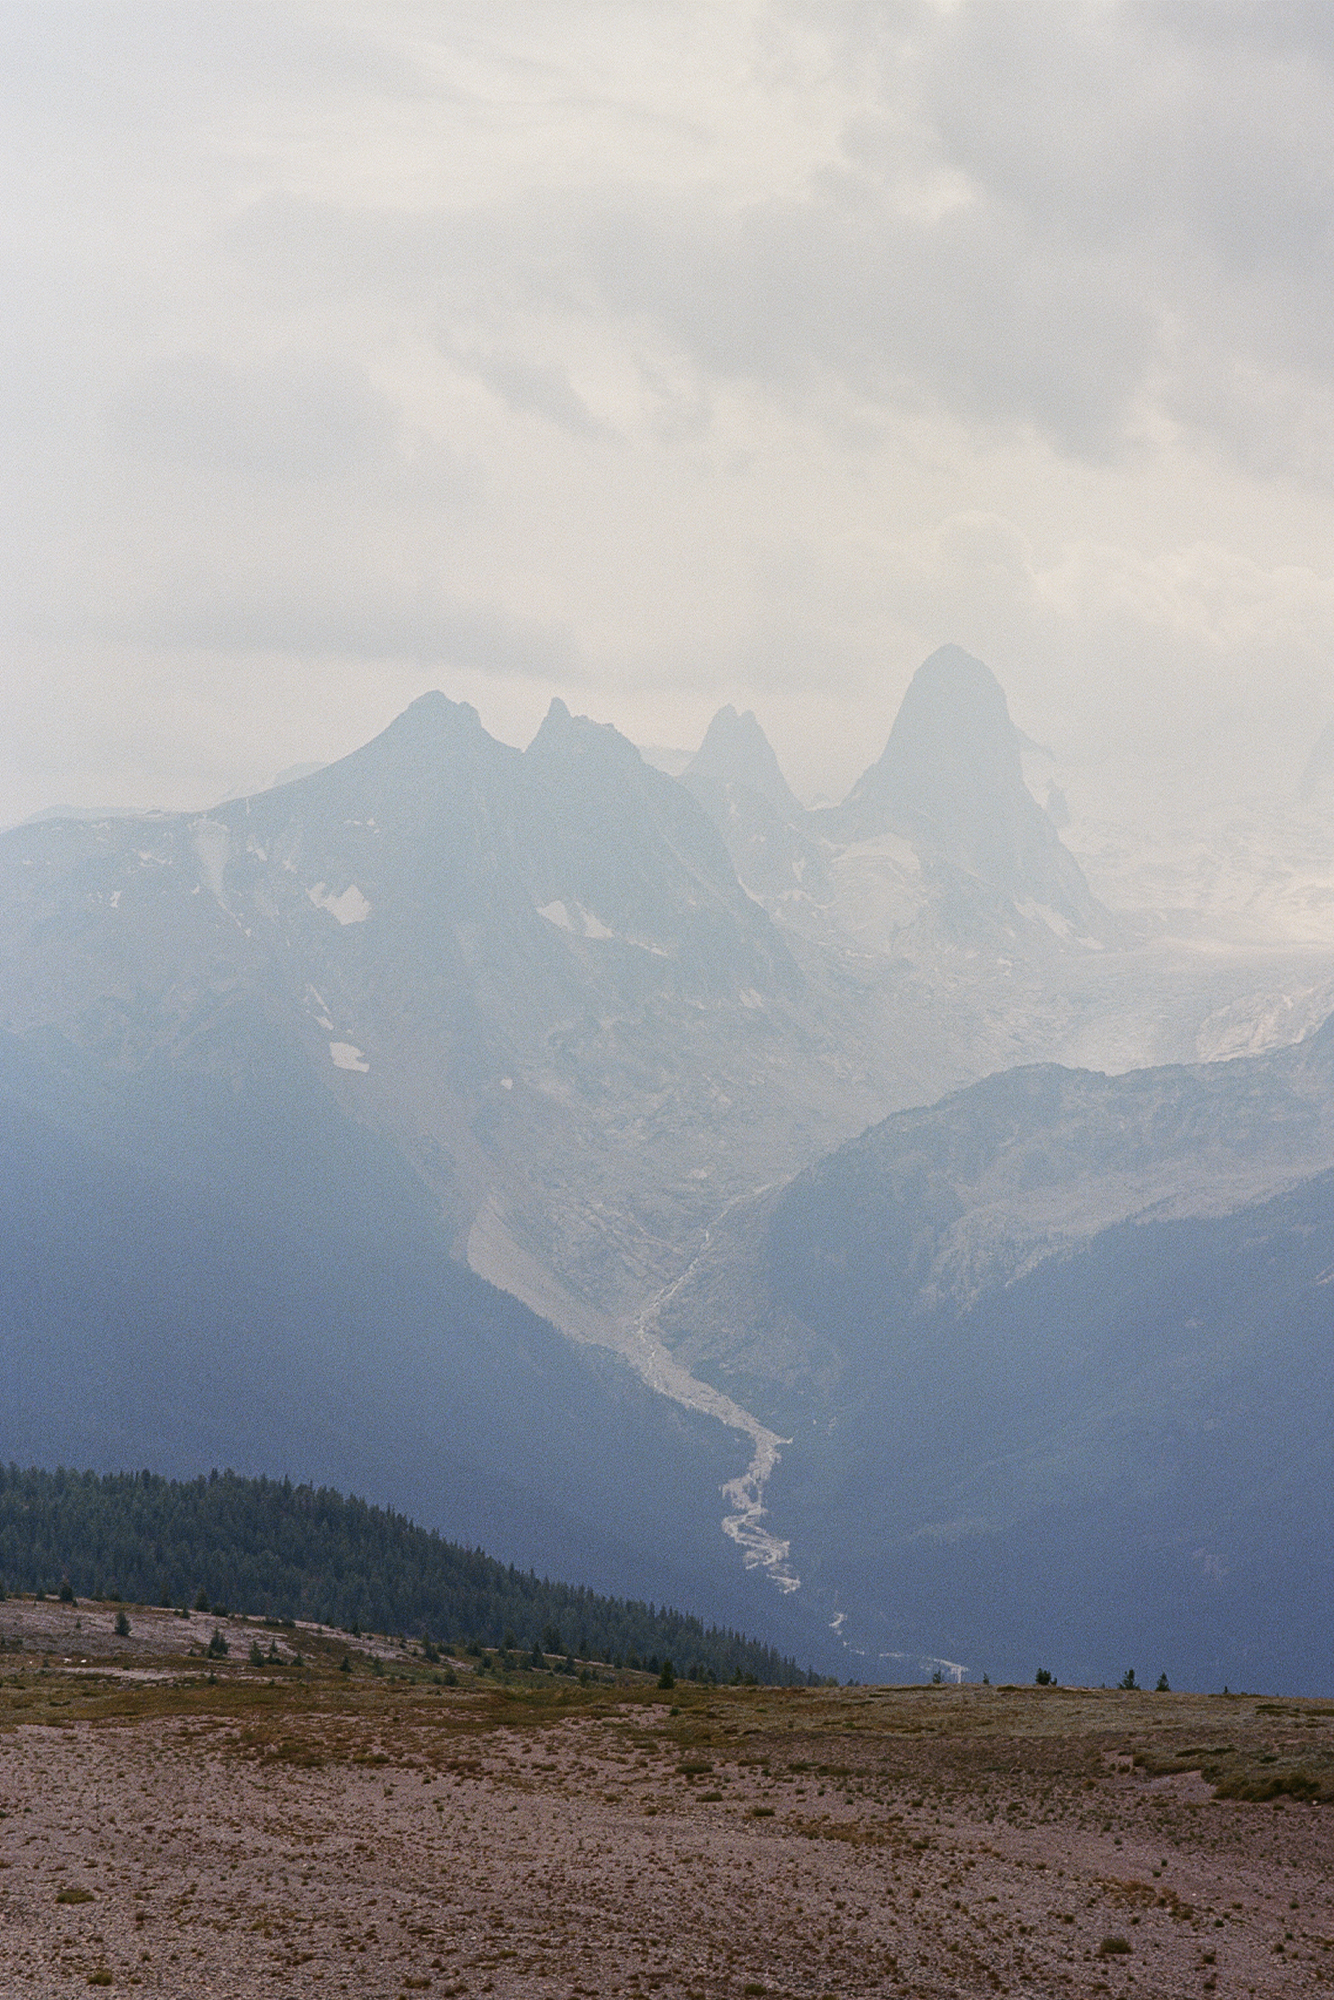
3, 645, 1333, 1688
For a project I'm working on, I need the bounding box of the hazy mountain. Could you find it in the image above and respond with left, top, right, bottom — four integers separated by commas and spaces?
680, 706, 832, 907
825, 644, 1108, 945
685, 705, 802, 816
7, 662, 1334, 1685
653, 1020, 1334, 1690
0, 691, 857, 1331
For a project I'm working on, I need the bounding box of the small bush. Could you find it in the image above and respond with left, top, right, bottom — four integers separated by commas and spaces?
248, 1640, 264, 1667
658, 1659, 676, 1690
1035, 1668, 1055, 1686
113, 1611, 130, 1639
1098, 1936, 1132, 1957
1155, 1672, 1171, 1692
206, 1627, 228, 1658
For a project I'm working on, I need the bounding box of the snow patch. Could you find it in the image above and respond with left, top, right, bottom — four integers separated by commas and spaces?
537, 897, 614, 940
308, 882, 372, 925
328, 1041, 369, 1072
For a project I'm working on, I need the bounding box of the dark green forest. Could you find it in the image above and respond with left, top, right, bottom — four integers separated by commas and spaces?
0, 1465, 818, 1685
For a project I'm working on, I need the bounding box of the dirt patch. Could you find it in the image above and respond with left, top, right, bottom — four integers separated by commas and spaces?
1, 1630, 1332, 1996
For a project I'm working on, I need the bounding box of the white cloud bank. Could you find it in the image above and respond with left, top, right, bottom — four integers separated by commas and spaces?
3, 0, 1334, 817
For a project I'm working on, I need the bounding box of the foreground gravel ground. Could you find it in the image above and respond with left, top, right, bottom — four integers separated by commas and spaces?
2, 1599, 1333, 1997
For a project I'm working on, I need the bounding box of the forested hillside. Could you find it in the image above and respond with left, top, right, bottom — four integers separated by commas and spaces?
0, 1465, 818, 1685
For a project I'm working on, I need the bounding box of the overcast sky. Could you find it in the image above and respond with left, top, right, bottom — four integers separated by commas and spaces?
4, 0, 1334, 818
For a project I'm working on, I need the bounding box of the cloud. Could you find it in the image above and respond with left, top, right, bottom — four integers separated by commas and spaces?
3, 1, 1334, 819
131, 576, 579, 679
447, 345, 609, 440
106, 354, 400, 482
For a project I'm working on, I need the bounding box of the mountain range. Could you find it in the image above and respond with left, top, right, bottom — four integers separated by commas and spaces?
3, 644, 1333, 1687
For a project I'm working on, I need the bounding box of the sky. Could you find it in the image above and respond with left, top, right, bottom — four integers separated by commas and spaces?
4, 0, 1334, 819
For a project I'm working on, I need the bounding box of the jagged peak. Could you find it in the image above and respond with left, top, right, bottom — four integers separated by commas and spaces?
834, 645, 1103, 930
845, 645, 1019, 817
386, 689, 485, 737
685, 705, 800, 814
526, 697, 644, 767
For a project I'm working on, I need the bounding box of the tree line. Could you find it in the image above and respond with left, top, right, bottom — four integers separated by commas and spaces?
0, 1464, 823, 1685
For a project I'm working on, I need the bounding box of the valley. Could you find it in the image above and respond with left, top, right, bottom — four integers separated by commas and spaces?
3, 644, 1334, 1690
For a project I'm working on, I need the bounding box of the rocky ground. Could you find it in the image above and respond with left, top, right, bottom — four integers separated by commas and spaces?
1, 1597, 1332, 1997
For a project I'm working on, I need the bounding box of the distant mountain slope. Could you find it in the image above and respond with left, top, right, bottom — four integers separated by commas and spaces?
0, 692, 870, 1349
0, 1022, 850, 1666
0, 1466, 818, 1684
656, 1021, 1334, 1692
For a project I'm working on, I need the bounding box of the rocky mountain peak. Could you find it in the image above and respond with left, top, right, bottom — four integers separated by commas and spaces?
844, 645, 1023, 836
838, 645, 1100, 933
685, 706, 800, 815
527, 698, 643, 770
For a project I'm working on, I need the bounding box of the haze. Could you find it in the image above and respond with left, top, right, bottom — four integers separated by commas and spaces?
4, 1, 1334, 821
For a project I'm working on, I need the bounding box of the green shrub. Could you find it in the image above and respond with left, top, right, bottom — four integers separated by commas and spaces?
206, 1627, 228, 1658
113, 1610, 130, 1638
